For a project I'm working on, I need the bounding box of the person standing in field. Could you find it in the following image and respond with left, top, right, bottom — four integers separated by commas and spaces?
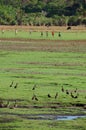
58, 32, 61, 37
46, 31, 48, 37
41, 31, 43, 37
15, 29, 18, 35
52, 31, 54, 37
2, 29, 4, 34
29, 30, 32, 35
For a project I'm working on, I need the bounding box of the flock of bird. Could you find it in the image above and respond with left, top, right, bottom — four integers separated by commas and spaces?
0, 81, 82, 109
31, 83, 80, 101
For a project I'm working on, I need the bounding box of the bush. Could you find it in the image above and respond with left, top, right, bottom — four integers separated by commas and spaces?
82, 18, 86, 25
67, 16, 82, 26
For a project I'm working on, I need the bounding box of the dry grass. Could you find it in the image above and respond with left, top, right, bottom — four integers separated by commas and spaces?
0, 25, 86, 32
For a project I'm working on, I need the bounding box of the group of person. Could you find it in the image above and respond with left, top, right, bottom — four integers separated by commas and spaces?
41, 31, 61, 38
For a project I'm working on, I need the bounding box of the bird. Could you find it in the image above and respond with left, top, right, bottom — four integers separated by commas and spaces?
32, 94, 36, 100
9, 100, 17, 109
32, 94, 38, 101
32, 84, 36, 90
55, 92, 58, 99
3, 100, 9, 108
73, 93, 79, 99
48, 94, 51, 98
35, 97, 38, 101
71, 92, 79, 99
71, 92, 74, 98
66, 90, 69, 95
9, 81, 14, 87
14, 83, 18, 88
61, 86, 64, 92
74, 88, 77, 93
0, 99, 3, 108
13, 100, 17, 108
0, 100, 9, 108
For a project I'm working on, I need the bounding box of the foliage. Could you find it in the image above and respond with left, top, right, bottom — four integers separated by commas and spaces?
0, 0, 86, 25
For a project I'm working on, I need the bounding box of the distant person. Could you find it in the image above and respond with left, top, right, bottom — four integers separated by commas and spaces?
58, 32, 61, 37
2, 29, 4, 34
41, 31, 43, 37
52, 31, 54, 37
29, 30, 32, 35
46, 31, 48, 37
15, 29, 18, 35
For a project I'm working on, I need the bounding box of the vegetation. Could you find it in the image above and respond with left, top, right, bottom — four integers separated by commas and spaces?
0, 0, 86, 26
0, 29, 86, 40
0, 39, 86, 129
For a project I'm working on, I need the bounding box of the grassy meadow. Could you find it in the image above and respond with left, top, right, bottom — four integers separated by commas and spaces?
0, 29, 86, 40
0, 27, 86, 130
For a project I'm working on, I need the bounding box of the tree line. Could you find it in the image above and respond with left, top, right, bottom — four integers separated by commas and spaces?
0, 0, 86, 26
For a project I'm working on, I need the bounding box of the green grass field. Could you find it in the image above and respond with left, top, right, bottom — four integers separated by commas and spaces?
0, 29, 86, 40
0, 32, 86, 130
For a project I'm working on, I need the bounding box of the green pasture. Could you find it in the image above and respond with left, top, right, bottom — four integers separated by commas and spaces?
0, 40, 86, 130
0, 50, 86, 104
0, 29, 86, 40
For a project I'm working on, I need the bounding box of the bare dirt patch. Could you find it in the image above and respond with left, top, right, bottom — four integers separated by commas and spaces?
0, 25, 86, 32
0, 39, 86, 52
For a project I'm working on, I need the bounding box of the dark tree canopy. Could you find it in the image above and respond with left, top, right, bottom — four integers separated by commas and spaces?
0, 0, 86, 25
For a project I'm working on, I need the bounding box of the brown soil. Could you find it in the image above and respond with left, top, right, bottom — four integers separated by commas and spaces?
0, 39, 86, 52
0, 25, 86, 32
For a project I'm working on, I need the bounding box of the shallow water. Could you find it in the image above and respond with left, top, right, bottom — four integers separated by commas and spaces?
0, 112, 86, 121
26, 114, 86, 120
56, 115, 86, 120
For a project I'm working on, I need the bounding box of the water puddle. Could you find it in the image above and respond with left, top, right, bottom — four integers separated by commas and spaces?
1, 112, 86, 121
56, 115, 86, 120
25, 114, 86, 121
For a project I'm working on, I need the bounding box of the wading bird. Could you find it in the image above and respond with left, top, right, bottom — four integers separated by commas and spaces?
48, 94, 51, 98
9, 81, 14, 87
61, 86, 64, 92
32, 84, 36, 90
55, 92, 58, 99
14, 83, 18, 89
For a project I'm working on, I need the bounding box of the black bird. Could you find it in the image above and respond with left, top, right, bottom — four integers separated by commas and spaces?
74, 88, 77, 93
66, 90, 69, 95
9, 100, 17, 109
48, 94, 51, 98
32, 94, 38, 101
71, 92, 79, 99
73, 93, 79, 99
14, 83, 18, 88
61, 86, 64, 92
10, 81, 14, 87
71, 92, 74, 98
0, 99, 3, 108
32, 84, 36, 90
32, 95, 35, 100
35, 97, 38, 101
55, 92, 58, 99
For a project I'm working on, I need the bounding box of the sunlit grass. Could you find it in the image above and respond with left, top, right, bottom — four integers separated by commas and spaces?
0, 40, 86, 130
0, 30, 86, 40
